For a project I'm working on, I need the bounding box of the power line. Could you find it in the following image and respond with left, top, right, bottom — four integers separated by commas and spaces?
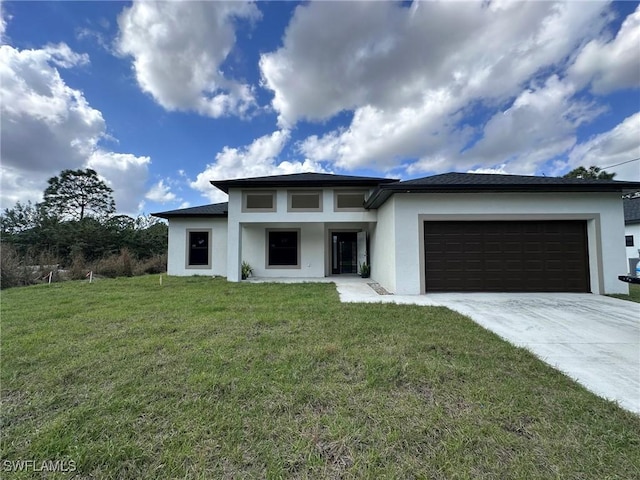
600, 156, 640, 169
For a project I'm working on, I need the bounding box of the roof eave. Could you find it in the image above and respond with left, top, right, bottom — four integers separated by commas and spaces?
364, 183, 640, 208
152, 213, 228, 219
364, 188, 393, 209
210, 178, 399, 194
151, 201, 229, 219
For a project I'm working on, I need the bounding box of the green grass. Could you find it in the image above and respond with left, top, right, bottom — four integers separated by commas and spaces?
2, 276, 639, 479
608, 283, 640, 303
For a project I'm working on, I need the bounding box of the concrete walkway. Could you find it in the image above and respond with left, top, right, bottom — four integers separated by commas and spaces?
333, 278, 640, 415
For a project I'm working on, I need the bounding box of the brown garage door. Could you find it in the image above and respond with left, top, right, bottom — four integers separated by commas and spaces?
424, 220, 590, 292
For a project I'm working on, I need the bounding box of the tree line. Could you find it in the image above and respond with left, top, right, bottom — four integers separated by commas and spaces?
1, 169, 168, 288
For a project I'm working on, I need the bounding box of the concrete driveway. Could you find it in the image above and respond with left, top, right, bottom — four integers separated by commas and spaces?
336, 279, 640, 414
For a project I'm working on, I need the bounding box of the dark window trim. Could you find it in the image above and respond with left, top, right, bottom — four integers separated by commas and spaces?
186, 229, 212, 269
266, 229, 301, 269
626, 235, 635, 247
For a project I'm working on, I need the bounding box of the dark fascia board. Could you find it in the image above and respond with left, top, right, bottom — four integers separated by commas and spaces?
365, 179, 640, 209
152, 202, 229, 219
210, 173, 399, 194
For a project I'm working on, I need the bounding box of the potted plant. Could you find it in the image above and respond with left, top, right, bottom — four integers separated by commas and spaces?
359, 262, 370, 278
241, 261, 253, 280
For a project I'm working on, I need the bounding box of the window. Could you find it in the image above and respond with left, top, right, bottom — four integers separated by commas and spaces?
626, 235, 634, 247
267, 230, 300, 268
243, 191, 276, 211
288, 191, 322, 212
187, 230, 211, 268
335, 191, 367, 211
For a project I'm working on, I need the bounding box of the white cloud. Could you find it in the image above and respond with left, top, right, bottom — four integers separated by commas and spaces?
261, 1, 608, 127
405, 151, 464, 178
466, 165, 509, 175
0, 40, 151, 214
562, 113, 640, 181
76, 27, 111, 53
117, 0, 260, 118
569, 5, 640, 94
87, 151, 151, 216
145, 179, 177, 203
0, 43, 104, 204
190, 130, 327, 202
459, 75, 605, 175
0, 1, 9, 41
299, 95, 471, 172
261, 1, 639, 178
0, 166, 48, 209
0, 44, 98, 170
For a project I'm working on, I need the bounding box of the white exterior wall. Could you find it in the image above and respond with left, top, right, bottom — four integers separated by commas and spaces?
225, 188, 378, 281
230, 188, 377, 224
625, 223, 640, 267
167, 218, 227, 276
242, 223, 326, 278
383, 192, 628, 296
227, 190, 243, 281
370, 197, 396, 292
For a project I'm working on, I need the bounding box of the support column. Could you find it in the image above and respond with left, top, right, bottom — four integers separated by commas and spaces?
227, 221, 242, 282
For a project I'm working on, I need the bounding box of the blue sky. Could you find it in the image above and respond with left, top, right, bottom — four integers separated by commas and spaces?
1, 0, 639, 216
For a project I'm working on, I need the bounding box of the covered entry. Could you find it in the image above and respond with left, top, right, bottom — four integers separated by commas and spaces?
331, 231, 367, 275
424, 220, 590, 292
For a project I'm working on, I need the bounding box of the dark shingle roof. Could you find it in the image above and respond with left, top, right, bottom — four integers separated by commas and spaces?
152, 173, 640, 216
211, 172, 398, 193
399, 172, 636, 187
365, 172, 640, 208
152, 202, 228, 219
624, 197, 640, 224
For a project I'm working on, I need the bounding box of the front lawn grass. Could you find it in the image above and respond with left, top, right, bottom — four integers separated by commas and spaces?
608, 283, 640, 303
2, 276, 639, 479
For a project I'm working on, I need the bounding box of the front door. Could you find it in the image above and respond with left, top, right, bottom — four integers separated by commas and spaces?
331, 232, 358, 274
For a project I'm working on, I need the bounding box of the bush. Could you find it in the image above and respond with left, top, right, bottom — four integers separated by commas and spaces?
1, 244, 65, 289
67, 251, 89, 281
1, 246, 166, 288
25, 248, 61, 284
95, 249, 133, 278
133, 253, 167, 276
1, 244, 33, 289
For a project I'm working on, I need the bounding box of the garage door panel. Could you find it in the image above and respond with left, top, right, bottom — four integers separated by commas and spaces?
424, 220, 589, 293
546, 243, 562, 253
544, 260, 563, 272
484, 260, 503, 271
524, 261, 544, 271
484, 243, 502, 254
503, 242, 523, 253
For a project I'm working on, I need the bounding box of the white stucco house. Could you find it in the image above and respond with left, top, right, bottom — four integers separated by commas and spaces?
623, 196, 640, 268
154, 172, 640, 295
